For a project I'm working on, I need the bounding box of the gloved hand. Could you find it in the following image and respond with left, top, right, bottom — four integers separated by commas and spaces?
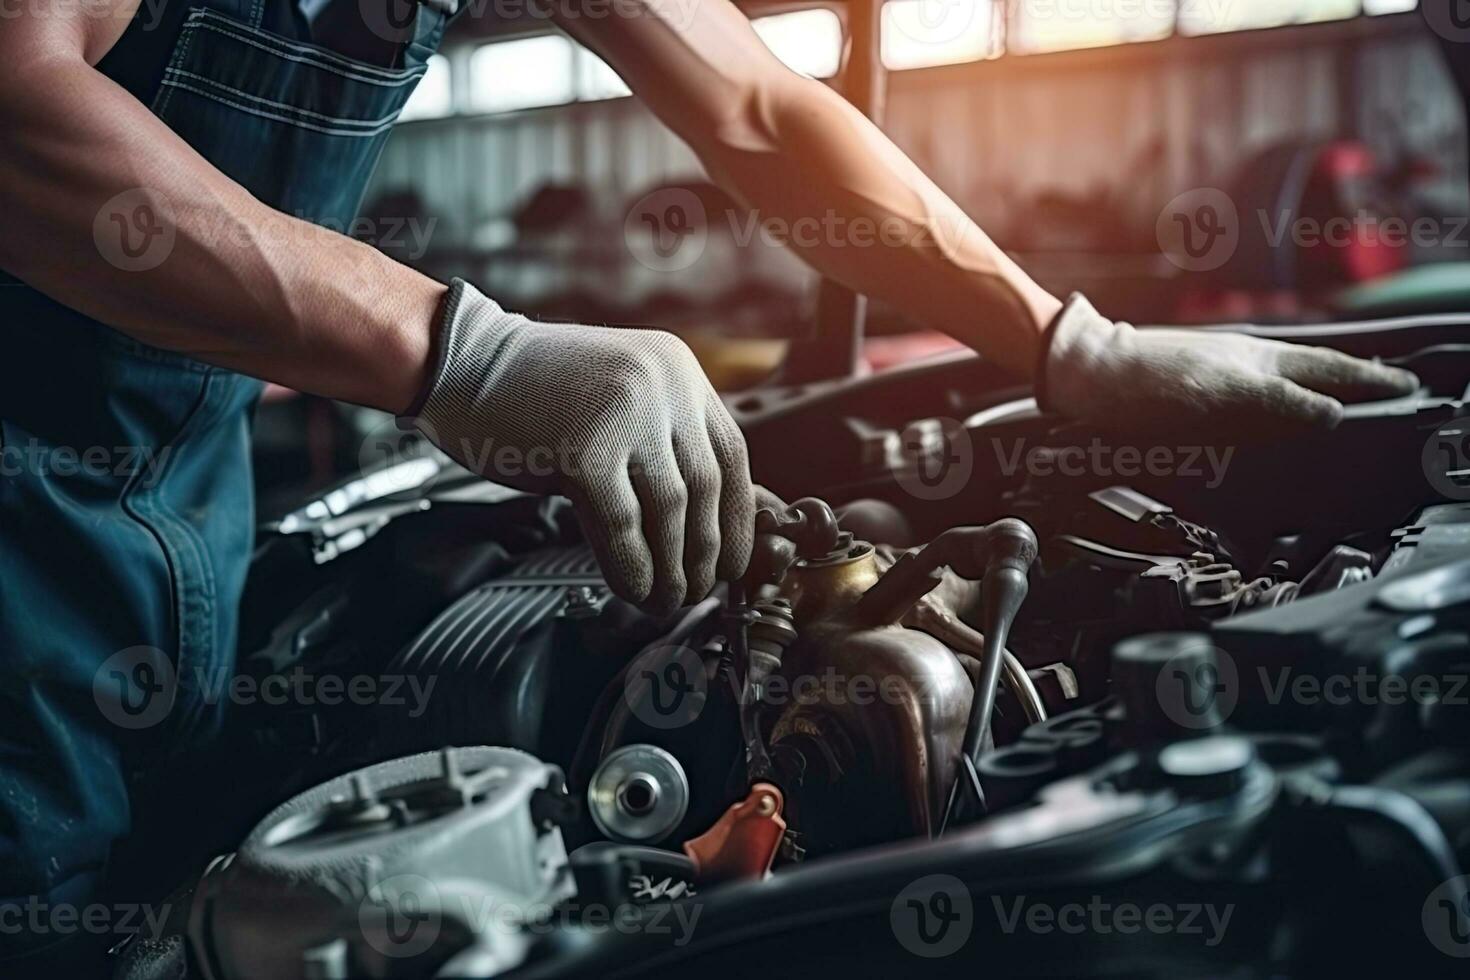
409, 280, 755, 611
1037, 294, 1418, 435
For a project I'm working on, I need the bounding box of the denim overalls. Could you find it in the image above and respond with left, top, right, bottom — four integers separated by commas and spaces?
0, 0, 445, 964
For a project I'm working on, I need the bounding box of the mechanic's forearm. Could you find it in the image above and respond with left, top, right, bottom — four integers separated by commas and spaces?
693, 76, 1061, 378
0, 55, 442, 413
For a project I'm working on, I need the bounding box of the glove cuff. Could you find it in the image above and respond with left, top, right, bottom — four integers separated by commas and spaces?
1033, 293, 1079, 413
398, 279, 466, 424
400, 279, 523, 427
1033, 293, 1099, 413
1034, 293, 1131, 418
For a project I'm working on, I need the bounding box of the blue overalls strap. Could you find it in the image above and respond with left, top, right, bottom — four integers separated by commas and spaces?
404, 0, 452, 70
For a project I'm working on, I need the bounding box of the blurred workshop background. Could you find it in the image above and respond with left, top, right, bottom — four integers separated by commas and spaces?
258, 0, 1467, 510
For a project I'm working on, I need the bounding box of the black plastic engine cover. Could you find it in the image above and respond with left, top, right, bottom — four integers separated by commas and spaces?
377, 546, 668, 772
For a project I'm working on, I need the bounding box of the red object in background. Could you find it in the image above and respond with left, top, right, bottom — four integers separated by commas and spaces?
1172, 138, 1412, 324
862, 331, 964, 373
1172, 288, 1304, 324
1298, 142, 1407, 289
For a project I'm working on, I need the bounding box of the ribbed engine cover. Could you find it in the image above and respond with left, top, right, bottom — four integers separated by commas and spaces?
380, 545, 640, 766
394, 545, 603, 675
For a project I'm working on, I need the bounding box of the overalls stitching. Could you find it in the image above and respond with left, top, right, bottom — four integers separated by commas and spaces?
156, 78, 408, 137
122, 372, 242, 745
151, 17, 198, 118
164, 67, 421, 128
117, 373, 216, 694
190, 11, 426, 84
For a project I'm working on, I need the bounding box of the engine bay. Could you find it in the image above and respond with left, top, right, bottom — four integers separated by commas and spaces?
121, 318, 1470, 979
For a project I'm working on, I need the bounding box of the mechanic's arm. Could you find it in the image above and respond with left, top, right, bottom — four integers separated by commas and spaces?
560, 1, 1418, 433
0, 0, 441, 409
0, 1, 753, 610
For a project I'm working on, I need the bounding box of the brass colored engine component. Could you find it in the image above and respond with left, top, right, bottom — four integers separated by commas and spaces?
768, 607, 974, 844
776, 540, 881, 622
749, 505, 1039, 845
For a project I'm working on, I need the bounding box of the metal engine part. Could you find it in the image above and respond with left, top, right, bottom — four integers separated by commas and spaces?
587, 744, 691, 844
586, 500, 1043, 855
188, 747, 575, 980
770, 522, 1043, 844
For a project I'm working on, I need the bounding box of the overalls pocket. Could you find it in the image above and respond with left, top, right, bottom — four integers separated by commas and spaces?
152, 3, 443, 225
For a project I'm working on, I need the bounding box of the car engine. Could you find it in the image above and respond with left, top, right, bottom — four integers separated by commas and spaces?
118, 316, 1470, 979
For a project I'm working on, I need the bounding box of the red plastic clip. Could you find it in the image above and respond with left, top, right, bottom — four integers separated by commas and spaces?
682, 782, 786, 884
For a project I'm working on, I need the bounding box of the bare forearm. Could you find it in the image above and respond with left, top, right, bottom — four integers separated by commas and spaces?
0, 53, 442, 412
557, 0, 1061, 379
694, 75, 1061, 378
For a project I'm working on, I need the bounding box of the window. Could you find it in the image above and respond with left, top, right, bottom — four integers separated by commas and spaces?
883, 0, 996, 68
468, 36, 577, 114
458, 1, 1405, 113
399, 54, 451, 122
1010, 0, 1173, 54
753, 9, 844, 78
1363, 0, 1417, 13
1179, 0, 1359, 36
577, 48, 632, 101
871, 0, 1407, 67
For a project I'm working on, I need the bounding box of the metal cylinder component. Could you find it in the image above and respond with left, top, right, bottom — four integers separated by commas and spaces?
747, 598, 798, 698
1112, 632, 1229, 740
588, 744, 690, 844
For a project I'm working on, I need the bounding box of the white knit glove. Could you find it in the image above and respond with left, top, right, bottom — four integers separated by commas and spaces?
409, 280, 755, 612
1037, 295, 1418, 435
